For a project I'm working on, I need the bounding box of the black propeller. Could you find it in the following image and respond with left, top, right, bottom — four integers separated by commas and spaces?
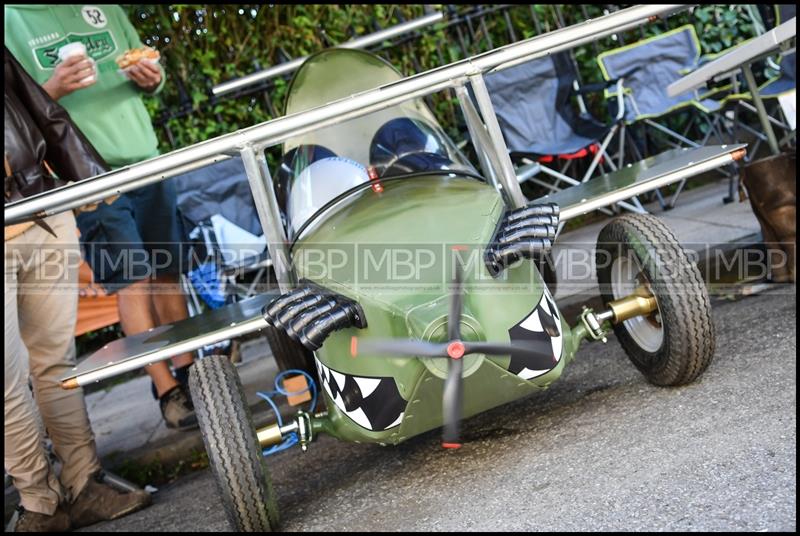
351, 259, 548, 449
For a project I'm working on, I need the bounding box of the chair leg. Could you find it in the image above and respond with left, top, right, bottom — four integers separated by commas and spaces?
617, 124, 626, 169
739, 100, 793, 132
644, 118, 700, 148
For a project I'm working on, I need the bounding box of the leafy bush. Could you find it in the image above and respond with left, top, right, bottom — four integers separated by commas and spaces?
124, 5, 759, 157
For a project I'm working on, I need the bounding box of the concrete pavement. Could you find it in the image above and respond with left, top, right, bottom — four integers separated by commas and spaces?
79, 281, 797, 532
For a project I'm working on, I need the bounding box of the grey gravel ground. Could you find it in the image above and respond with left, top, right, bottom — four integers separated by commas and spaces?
81, 288, 796, 532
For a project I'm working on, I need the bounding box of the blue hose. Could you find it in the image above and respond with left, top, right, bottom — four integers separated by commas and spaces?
256, 369, 318, 456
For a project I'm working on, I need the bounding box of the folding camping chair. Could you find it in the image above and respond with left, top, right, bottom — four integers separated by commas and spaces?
597, 24, 734, 208
482, 51, 646, 217
173, 157, 273, 316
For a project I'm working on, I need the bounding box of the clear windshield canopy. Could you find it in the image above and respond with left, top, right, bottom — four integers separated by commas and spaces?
275, 49, 475, 238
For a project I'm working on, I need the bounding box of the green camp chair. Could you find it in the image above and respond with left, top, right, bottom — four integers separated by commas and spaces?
597, 24, 734, 208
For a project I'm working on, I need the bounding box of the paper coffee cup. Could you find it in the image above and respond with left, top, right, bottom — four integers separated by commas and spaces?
58, 42, 87, 61
59, 44, 97, 85
81, 57, 97, 84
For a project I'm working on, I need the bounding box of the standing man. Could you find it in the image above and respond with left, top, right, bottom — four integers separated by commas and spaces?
5, 5, 197, 429
5, 45, 151, 532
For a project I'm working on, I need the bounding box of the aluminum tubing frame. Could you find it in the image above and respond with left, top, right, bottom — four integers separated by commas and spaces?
6, 4, 688, 294
239, 144, 296, 293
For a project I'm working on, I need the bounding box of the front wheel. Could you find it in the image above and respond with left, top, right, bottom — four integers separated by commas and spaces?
596, 214, 715, 386
189, 355, 279, 531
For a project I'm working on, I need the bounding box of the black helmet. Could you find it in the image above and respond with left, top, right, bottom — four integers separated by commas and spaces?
381, 152, 456, 178
369, 117, 452, 175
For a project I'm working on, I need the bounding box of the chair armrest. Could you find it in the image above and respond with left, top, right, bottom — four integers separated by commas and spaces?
572, 78, 627, 123
573, 79, 621, 96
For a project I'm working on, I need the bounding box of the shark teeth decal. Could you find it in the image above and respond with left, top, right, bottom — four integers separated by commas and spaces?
507, 286, 563, 380
315, 357, 407, 431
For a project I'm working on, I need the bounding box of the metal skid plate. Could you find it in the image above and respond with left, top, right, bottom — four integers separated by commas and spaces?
61, 293, 277, 387
535, 144, 746, 221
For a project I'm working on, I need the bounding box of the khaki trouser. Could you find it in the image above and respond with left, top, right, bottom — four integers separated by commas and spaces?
4, 211, 101, 515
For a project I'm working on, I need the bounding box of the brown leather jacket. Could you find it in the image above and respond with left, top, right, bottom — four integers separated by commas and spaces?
4, 46, 109, 214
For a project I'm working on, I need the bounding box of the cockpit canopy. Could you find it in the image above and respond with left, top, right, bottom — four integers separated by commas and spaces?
275, 48, 476, 239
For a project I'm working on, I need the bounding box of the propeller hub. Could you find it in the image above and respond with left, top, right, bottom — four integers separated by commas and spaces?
447, 341, 466, 359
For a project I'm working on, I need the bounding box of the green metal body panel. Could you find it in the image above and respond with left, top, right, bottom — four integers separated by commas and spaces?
282, 47, 578, 445
293, 176, 579, 444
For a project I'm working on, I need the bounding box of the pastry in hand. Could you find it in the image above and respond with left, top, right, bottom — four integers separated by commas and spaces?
115, 46, 160, 69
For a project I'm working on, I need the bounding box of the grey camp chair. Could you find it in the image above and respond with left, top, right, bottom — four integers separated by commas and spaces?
483, 51, 646, 217
758, 4, 796, 102
173, 158, 273, 315
597, 24, 734, 207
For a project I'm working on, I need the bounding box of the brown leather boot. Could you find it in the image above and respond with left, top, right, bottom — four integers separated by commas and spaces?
742, 151, 796, 282
69, 471, 152, 529
11, 505, 71, 532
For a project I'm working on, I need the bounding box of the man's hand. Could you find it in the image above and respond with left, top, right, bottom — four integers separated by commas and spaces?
126, 61, 162, 92
42, 55, 96, 101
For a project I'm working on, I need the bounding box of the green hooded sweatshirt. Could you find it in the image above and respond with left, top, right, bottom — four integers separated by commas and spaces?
4, 4, 165, 167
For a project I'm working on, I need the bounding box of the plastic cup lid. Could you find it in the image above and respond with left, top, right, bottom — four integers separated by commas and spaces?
58, 42, 87, 60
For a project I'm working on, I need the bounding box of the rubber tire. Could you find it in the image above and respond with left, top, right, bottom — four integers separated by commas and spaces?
188, 355, 279, 532
264, 325, 316, 374
596, 214, 715, 386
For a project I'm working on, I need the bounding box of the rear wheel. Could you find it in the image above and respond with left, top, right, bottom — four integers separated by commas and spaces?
596, 214, 715, 386
189, 355, 279, 531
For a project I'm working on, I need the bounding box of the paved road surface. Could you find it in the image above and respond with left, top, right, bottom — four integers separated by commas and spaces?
82, 288, 796, 532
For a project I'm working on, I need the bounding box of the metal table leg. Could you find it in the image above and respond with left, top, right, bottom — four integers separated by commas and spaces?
742, 63, 781, 155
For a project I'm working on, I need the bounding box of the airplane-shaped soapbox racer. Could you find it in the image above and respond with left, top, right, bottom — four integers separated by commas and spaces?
19, 6, 745, 532
185, 48, 742, 530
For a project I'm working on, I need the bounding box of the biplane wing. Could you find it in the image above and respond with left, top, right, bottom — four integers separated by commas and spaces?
60, 293, 275, 388
532, 144, 747, 222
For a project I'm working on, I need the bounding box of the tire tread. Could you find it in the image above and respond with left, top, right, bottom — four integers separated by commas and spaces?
596, 214, 715, 386
189, 356, 279, 531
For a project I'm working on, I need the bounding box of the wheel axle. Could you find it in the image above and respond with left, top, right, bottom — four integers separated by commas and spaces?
577, 286, 659, 344
256, 411, 320, 451
604, 286, 658, 323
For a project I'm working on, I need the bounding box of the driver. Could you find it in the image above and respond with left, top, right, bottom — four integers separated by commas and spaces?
277, 116, 475, 238
275, 144, 369, 237
369, 117, 455, 177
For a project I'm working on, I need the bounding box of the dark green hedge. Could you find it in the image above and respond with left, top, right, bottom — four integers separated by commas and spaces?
123, 4, 759, 154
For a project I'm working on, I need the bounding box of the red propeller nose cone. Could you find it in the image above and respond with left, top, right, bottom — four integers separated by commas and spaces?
447, 341, 465, 359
